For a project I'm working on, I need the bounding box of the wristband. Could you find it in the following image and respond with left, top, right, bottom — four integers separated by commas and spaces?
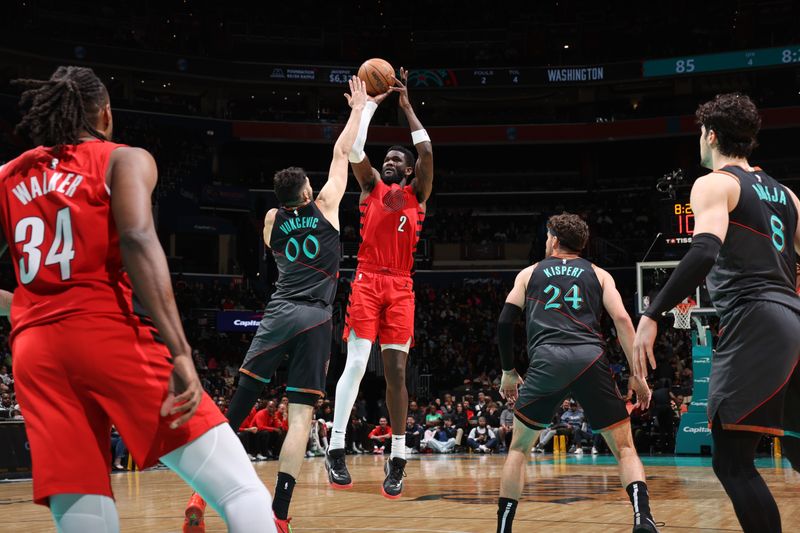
411, 128, 430, 145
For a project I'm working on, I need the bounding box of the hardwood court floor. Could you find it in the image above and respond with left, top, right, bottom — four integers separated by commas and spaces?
2, 453, 798, 532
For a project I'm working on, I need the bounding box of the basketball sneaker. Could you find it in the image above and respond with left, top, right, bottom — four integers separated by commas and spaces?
274, 513, 293, 533
183, 492, 206, 533
325, 448, 352, 489
632, 516, 660, 532
381, 457, 407, 499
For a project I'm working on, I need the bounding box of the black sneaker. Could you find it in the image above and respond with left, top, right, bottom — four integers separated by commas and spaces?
381, 457, 407, 499
325, 448, 352, 489
632, 515, 660, 533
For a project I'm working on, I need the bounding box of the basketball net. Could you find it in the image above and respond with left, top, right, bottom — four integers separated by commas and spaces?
670, 297, 696, 329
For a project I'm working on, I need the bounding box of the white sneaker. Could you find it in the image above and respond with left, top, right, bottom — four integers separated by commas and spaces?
591, 447, 599, 455
247, 454, 256, 461
305, 450, 314, 458
573, 447, 584, 455
256, 454, 268, 461
479, 445, 487, 453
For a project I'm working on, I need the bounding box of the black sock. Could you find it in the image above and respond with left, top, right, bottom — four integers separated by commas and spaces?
626, 481, 653, 522
225, 374, 265, 430
272, 472, 296, 520
496, 497, 517, 533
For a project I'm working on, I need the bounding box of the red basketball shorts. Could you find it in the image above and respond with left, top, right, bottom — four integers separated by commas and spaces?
12, 314, 226, 505
343, 269, 415, 346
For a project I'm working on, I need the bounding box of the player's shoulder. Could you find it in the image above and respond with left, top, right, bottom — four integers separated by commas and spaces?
516, 264, 537, 283
695, 170, 743, 189
108, 145, 154, 165
0, 146, 47, 180
264, 207, 279, 223
590, 263, 610, 282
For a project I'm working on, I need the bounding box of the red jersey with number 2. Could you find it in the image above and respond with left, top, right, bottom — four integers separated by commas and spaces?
0, 140, 134, 340
357, 179, 425, 275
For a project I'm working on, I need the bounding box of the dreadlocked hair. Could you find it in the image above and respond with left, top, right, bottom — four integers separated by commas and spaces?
12, 66, 108, 148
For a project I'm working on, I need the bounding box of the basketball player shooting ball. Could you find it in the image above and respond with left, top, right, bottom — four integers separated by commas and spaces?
326, 65, 433, 499
634, 93, 800, 533
495, 213, 658, 533
0, 66, 276, 533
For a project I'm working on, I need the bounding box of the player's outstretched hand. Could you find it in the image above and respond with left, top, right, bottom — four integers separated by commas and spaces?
390, 67, 411, 109
499, 370, 524, 402
633, 315, 658, 379
629, 375, 652, 411
161, 354, 203, 429
344, 75, 368, 109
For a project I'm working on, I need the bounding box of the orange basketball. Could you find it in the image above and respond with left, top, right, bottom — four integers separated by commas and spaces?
357, 58, 396, 96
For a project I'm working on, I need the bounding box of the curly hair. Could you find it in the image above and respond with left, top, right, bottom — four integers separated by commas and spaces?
547, 213, 589, 253
13, 66, 108, 147
695, 93, 761, 158
273, 167, 307, 205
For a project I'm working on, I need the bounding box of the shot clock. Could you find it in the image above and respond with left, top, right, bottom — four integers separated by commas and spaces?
672, 202, 695, 235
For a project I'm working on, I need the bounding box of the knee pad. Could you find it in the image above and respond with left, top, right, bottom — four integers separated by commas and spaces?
345, 331, 371, 369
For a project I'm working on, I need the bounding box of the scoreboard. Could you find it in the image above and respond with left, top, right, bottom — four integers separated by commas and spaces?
670, 201, 695, 236
660, 198, 694, 250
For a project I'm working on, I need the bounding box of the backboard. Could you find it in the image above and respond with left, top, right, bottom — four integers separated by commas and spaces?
635, 261, 716, 317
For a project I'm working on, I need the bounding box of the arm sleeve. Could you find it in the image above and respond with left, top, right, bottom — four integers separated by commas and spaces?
497, 303, 523, 371
348, 101, 378, 163
642, 233, 722, 319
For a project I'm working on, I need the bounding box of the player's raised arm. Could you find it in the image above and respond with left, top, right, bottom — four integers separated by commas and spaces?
316, 77, 368, 224
497, 266, 533, 401
393, 68, 433, 203
348, 84, 391, 193
109, 147, 201, 428
633, 172, 735, 375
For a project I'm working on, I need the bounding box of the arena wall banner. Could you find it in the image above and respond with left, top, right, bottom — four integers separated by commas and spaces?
232, 106, 800, 145
216, 311, 264, 332
675, 329, 713, 454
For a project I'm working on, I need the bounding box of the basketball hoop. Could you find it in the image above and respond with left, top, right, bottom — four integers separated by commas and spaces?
669, 298, 696, 329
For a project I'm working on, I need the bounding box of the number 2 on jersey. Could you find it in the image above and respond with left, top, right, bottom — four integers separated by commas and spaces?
544, 283, 583, 310
397, 215, 408, 233
14, 208, 75, 285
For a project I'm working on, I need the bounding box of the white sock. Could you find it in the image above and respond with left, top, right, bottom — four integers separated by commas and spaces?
391, 435, 406, 460
160, 424, 276, 533
329, 332, 371, 450
50, 494, 120, 533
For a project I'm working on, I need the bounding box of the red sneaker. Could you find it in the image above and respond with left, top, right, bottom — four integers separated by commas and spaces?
274, 513, 293, 533
183, 492, 207, 533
